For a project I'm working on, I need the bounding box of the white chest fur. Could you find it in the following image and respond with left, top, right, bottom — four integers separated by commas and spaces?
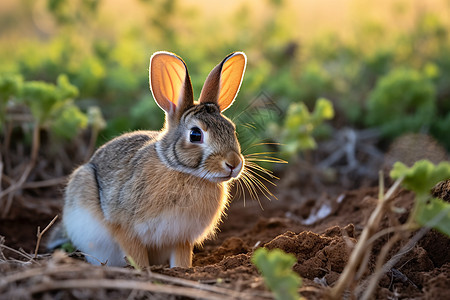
134, 189, 227, 247
134, 208, 213, 246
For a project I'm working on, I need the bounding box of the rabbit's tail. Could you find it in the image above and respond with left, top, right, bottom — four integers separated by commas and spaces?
46, 221, 70, 250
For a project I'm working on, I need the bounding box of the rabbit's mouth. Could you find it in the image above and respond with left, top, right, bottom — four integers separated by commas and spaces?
209, 175, 229, 182
210, 174, 235, 183
211, 171, 242, 182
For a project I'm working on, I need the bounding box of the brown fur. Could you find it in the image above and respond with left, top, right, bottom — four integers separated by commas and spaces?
56, 51, 247, 268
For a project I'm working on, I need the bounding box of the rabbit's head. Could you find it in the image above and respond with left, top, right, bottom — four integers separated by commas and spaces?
150, 51, 247, 183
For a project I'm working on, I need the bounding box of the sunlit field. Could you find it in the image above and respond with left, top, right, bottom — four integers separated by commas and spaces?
1, 1, 449, 299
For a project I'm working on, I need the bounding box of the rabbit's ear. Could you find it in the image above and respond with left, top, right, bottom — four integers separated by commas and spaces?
199, 52, 246, 112
150, 51, 194, 117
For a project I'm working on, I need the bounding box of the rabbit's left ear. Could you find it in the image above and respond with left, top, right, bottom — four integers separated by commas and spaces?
149, 51, 194, 118
199, 52, 247, 112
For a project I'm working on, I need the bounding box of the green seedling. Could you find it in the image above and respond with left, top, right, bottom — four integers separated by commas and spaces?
280, 97, 334, 157
252, 248, 302, 300
390, 160, 450, 236
0, 74, 23, 128
126, 255, 142, 271
61, 241, 76, 253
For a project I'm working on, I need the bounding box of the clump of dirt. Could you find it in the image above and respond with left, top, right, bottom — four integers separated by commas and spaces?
194, 237, 251, 266
1, 182, 449, 299
262, 226, 355, 283
432, 179, 450, 202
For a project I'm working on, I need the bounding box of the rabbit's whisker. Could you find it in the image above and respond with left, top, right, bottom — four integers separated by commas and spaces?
239, 171, 258, 201
236, 178, 246, 207
241, 123, 257, 130
242, 175, 263, 210
237, 167, 266, 209
244, 151, 284, 157
244, 174, 265, 210
245, 157, 287, 164
241, 139, 276, 154
243, 169, 276, 201
244, 151, 280, 156
244, 165, 277, 186
244, 150, 287, 164
245, 161, 279, 180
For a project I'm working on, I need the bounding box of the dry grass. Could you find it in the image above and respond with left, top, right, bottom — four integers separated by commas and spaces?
327, 171, 449, 299
0, 214, 271, 300
0, 248, 272, 300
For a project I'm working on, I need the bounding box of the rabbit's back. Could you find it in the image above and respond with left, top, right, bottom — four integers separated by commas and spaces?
88, 130, 160, 220
91, 130, 158, 170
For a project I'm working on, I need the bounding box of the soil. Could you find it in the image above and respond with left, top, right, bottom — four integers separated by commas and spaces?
1, 175, 449, 300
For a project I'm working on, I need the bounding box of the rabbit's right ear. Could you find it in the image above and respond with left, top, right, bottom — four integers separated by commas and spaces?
149, 51, 194, 118
198, 52, 246, 112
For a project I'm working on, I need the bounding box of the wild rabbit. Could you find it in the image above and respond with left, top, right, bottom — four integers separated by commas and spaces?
48, 51, 247, 268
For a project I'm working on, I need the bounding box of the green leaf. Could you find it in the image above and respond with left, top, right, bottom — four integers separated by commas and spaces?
0, 74, 23, 103
390, 160, 450, 195
21, 80, 59, 123
56, 74, 79, 100
390, 160, 450, 236
313, 97, 335, 120
416, 197, 450, 236
280, 98, 334, 157
423, 62, 440, 80
61, 242, 76, 253
252, 248, 302, 300
0, 74, 23, 129
366, 67, 436, 138
21, 74, 79, 125
50, 103, 88, 139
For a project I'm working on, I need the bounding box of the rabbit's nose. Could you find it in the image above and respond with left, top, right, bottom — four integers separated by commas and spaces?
224, 151, 243, 176
225, 162, 235, 171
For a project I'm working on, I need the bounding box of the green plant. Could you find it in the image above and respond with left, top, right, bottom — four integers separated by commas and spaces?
277, 97, 334, 157
252, 248, 302, 300
60, 242, 76, 253
0, 74, 23, 130
266, 61, 332, 108
47, 0, 99, 25
366, 67, 436, 138
390, 160, 450, 235
21, 75, 79, 123
0, 74, 90, 216
19, 74, 88, 140
331, 160, 450, 299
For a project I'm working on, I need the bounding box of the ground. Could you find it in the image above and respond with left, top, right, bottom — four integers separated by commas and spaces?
1, 172, 449, 299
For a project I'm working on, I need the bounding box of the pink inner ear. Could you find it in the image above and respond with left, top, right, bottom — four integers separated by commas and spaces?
217, 53, 246, 112
150, 51, 189, 115
198, 52, 247, 112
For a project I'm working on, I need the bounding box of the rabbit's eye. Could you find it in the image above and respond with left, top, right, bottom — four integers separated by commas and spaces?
189, 127, 203, 143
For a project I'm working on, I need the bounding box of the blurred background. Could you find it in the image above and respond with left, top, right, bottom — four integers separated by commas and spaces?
1, 0, 450, 207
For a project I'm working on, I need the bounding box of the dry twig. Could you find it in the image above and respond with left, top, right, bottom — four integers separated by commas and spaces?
358, 206, 450, 299
0, 260, 268, 300
0, 243, 34, 262
23, 177, 67, 189
34, 215, 59, 259
1, 122, 41, 217
328, 173, 404, 298
9, 278, 237, 300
